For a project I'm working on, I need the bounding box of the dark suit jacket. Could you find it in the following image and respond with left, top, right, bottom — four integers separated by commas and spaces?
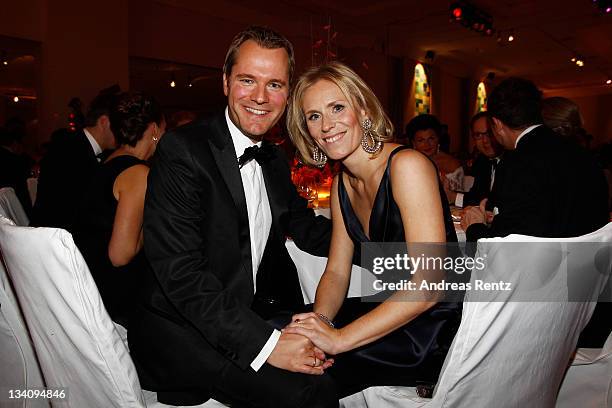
467, 125, 608, 241
129, 112, 331, 395
462, 153, 501, 207
32, 129, 99, 231
0, 146, 32, 216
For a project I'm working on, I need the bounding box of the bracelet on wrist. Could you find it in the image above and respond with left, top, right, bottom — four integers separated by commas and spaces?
316, 313, 335, 328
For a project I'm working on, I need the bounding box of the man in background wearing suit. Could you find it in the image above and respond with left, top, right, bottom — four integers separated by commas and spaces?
32, 91, 117, 231
445, 111, 504, 208
461, 77, 608, 240
461, 78, 610, 348
129, 26, 336, 407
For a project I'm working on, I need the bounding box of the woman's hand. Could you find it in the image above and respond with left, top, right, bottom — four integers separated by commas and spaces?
283, 312, 346, 355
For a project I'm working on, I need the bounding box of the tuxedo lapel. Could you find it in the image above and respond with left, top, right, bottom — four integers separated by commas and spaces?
207, 112, 253, 283
259, 141, 285, 241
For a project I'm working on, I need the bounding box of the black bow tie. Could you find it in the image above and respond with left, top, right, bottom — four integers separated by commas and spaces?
238, 144, 274, 168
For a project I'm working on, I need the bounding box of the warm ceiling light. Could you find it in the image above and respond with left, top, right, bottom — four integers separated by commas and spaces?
570, 57, 577, 62
508, 35, 515, 42
170, 80, 176, 88
606, 79, 612, 85
576, 59, 584, 67
13, 96, 19, 103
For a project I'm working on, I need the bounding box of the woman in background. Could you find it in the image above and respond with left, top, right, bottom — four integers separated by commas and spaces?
74, 92, 165, 328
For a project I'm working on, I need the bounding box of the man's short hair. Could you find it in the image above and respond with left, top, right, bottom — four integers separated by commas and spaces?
470, 111, 489, 132
487, 77, 543, 129
223, 25, 295, 84
405, 114, 442, 142
84, 88, 120, 128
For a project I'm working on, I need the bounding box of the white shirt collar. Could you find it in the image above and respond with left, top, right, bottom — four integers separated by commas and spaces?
514, 124, 543, 148
225, 107, 261, 160
83, 128, 103, 157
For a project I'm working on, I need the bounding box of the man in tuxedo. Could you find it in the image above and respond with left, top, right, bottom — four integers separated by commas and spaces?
446, 112, 504, 207
32, 92, 117, 231
129, 26, 336, 407
461, 77, 608, 240
461, 78, 610, 347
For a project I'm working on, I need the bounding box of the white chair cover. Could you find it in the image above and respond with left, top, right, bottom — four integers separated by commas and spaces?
0, 223, 144, 407
286, 240, 377, 303
555, 330, 612, 408
0, 187, 29, 226
341, 223, 612, 408
0, 216, 47, 407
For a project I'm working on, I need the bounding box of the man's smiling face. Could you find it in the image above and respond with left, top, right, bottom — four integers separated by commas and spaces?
223, 40, 290, 142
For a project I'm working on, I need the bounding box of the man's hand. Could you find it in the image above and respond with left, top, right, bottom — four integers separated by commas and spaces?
461, 198, 491, 230
266, 332, 332, 375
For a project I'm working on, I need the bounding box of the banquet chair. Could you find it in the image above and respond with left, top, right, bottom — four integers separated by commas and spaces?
0, 216, 47, 407
0, 187, 29, 226
555, 330, 612, 408
340, 222, 612, 408
0, 221, 227, 408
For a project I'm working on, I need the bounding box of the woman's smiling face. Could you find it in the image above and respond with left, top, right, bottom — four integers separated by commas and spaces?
301, 79, 364, 161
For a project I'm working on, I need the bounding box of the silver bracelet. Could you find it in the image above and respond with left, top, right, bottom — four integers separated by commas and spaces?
316, 313, 335, 328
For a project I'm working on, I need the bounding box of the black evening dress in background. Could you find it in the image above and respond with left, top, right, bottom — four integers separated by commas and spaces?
73, 155, 149, 329
330, 145, 462, 397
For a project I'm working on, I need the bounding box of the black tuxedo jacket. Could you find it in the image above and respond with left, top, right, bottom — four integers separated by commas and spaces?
130, 112, 331, 392
32, 129, 99, 231
467, 125, 609, 241
462, 153, 501, 207
0, 146, 32, 216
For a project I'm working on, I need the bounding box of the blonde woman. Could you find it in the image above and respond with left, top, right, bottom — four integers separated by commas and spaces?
285, 61, 460, 395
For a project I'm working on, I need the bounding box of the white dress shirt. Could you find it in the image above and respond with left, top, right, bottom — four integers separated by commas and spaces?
514, 124, 542, 149
83, 128, 102, 161
224, 108, 279, 371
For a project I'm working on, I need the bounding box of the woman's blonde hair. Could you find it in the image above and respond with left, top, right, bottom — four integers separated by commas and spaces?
287, 61, 394, 166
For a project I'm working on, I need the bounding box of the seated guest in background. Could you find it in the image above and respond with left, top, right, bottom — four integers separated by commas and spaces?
73, 92, 165, 329
406, 114, 464, 193
0, 118, 33, 215
461, 78, 608, 240
460, 78, 609, 347
286, 61, 460, 397
542, 95, 611, 347
33, 90, 118, 232
542, 96, 592, 150
445, 112, 504, 207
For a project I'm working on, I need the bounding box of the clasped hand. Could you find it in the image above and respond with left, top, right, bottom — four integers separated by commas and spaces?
266, 332, 334, 375
283, 312, 345, 356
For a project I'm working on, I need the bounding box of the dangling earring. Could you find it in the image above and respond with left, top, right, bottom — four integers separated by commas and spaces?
152, 136, 159, 143
312, 145, 327, 168
361, 118, 382, 155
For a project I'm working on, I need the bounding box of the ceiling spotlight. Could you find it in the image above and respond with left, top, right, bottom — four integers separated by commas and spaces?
576, 59, 584, 67
13, 96, 19, 103
606, 79, 612, 85
452, 6, 463, 19
508, 34, 515, 42
1, 50, 7, 66
570, 57, 576, 62
169, 72, 176, 88
170, 80, 176, 88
